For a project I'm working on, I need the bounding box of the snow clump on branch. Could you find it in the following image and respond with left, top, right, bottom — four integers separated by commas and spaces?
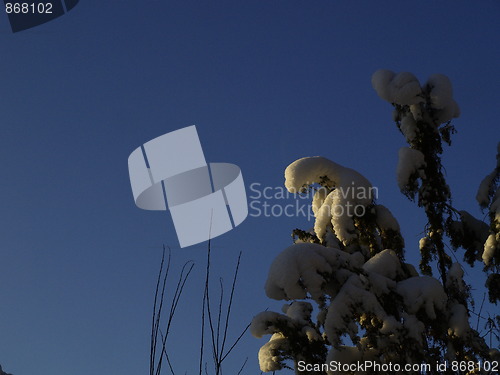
285, 157, 375, 244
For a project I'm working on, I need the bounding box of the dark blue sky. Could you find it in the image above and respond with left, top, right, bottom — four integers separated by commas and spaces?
1, 1, 499, 374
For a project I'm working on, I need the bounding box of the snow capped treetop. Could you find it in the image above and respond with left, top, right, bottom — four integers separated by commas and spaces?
285, 156, 373, 202
371, 69, 423, 105
372, 69, 461, 126
285, 157, 376, 244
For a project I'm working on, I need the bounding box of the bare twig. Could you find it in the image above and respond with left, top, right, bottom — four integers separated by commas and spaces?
476, 293, 487, 331
150, 246, 194, 375
215, 278, 224, 366
150, 240, 248, 375
236, 357, 248, 375
220, 252, 242, 358
151, 246, 171, 375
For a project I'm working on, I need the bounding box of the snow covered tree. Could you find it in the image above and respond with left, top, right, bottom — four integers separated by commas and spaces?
251, 70, 499, 374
